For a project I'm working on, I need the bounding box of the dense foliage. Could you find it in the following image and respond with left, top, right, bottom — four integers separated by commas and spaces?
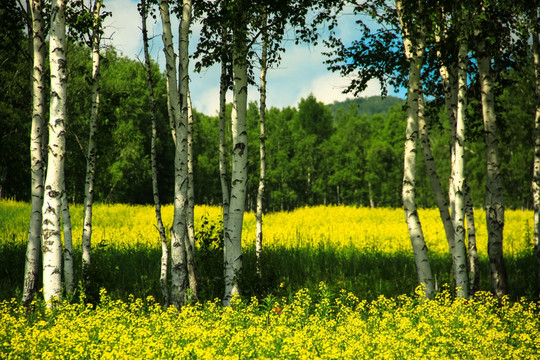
2, 31, 536, 210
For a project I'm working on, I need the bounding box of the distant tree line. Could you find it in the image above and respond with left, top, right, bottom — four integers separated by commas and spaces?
1, 36, 535, 211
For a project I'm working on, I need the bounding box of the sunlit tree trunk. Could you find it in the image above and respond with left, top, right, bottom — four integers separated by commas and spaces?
396, 0, 434, 299
256, 12, 268, 276
159, 0, 188, 308
42, 0, 68, 305
532, 7, 540, 296
82, 0, 102, 287
178, 0, 197, 301
23, 0, 46, 307
141, 0, 169, 306
186, 90, 197, 300
452, 27, 469, 298
224, 33, 249, 306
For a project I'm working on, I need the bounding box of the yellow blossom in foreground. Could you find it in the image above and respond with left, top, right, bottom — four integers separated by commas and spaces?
0, 288, 539, 359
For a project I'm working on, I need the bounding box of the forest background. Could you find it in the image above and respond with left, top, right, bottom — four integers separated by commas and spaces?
0, 40, 534, 211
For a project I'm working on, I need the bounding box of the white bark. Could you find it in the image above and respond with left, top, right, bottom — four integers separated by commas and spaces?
61, 188, 74, 296
23, 0, 45, 306
159, 0, 188, 308
256, 12, 268, 276
452, 33, 469, 298
396, 0, 434, 299
186, 90, 197, 300
478, 42, 508, 297
224, 38, 249, 306
42, 0, 68, 305
464, 182, 479, 294
82, 0, 102, 286
532, 7, 540, 295
179, 0, 197, 301
435, 17, 458, 254
141, 0, 169, 305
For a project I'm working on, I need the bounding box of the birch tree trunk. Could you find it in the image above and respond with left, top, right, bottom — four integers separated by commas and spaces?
42, 0, 68, 305
141, 0, 169, 306
256, 12, 268, 276
452, 29, 470, 298
159, 0, 188, 308
464, 182, 479, 294
186, 90, 198, 300
219, 45, 230, 236
23, 0, 45, 307
396, 0, 434, 299
61, 187, 74, 297
178, 0, 197, 301
417, 92, 455, 253
478, 45, 508, 297
532, 7, 540, 296
82, 0, 102, 287
224, 36, 249, 306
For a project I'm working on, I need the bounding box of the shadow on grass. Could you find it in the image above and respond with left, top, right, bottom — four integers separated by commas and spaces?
1, 242, 538, 304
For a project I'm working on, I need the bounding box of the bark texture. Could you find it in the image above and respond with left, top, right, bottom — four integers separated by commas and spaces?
61, 188, 74, 296
452, 33, 470, 298
82, 0, 102, 286
141, 0, 169, 306
256, 12, 268, 276
159, 0, 188, 308
224, 36, 248, 306
42, 0, 68, 305
23, 0, 46, 306
396, 0, 434, 299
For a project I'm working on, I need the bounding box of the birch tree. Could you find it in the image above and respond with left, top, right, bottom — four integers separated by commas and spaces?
23, 0, 46, 306
224, 7, 249, 305
477, 38, 508, 297
80, 0, 103, 287
159, 0, 190, 308
256, 11, 268, 275
61, 189, 74, 296
139, 0, 169, 305
451, 7, 470, 298
42, 0, 68, 305
177, 6, 197, 300
396, 0, 434, 299
218, 38, 231, 238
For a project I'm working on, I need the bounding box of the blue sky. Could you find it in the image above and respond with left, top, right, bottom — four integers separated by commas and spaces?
103, 0, 402, 115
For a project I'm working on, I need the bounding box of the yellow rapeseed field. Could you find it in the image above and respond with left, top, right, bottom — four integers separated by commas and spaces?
1, 286, 539, 359
3, 200, 531, 256
0, 201, 537, 359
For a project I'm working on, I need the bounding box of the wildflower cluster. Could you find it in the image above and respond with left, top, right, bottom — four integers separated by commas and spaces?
1, 287, 538, 359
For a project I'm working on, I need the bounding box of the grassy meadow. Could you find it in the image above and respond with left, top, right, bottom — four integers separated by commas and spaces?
0, 200, 539, 358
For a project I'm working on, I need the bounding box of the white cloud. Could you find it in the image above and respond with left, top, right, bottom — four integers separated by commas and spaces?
100, 1, 402, 115
103, 0, 143, 58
